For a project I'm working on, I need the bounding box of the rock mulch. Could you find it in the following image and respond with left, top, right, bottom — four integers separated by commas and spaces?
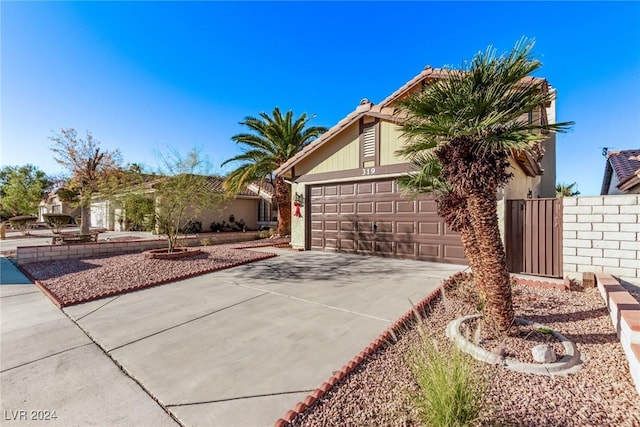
290, 285, 640, 426
21, 239, 288, 307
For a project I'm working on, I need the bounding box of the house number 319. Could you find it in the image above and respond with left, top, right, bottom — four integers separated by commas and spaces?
362, 167, 376, 176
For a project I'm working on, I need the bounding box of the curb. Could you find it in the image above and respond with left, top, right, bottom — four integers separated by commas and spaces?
274, 286, 444, 427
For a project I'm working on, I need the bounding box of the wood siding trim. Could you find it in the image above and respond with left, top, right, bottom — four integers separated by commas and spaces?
293, 163, 412, 184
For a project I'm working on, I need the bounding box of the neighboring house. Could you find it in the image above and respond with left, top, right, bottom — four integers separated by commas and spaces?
601, 149, 640, 195
38, 192, 79, 223
275, 66, 559, 263
90, 176, 277, 232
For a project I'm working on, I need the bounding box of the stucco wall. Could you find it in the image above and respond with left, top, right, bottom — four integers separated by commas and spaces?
290, 182, 306, 249
563, 195, 640, 286
296, 122, 359, 176
379, 121, 406, 166
196, 198, 259, 231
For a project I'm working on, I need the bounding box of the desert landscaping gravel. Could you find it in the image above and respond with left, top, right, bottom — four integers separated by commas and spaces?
22, 239, 289, 306
290, 285, 640, 426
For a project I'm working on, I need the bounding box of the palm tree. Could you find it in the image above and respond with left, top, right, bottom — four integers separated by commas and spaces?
222, 107, 327, 236
398, 154, 485, 292
398, 39, 573, 332
556, 182, 580, 197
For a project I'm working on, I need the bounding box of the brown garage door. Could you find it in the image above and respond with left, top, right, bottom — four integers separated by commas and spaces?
308, 179, 466, 264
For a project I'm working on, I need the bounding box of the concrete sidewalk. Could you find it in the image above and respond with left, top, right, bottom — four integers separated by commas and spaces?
62, 249, 465, 426
0, 257, 178, 426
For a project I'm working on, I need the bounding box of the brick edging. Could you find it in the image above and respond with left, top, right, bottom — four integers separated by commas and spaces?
24, 251, 277, 308
595, 273, 640, 394
274, 286, 444, 427
513, 277, 570, 291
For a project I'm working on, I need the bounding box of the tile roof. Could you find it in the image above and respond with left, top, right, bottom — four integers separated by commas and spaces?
601, 149, 640, 194
275, 66, 549, 178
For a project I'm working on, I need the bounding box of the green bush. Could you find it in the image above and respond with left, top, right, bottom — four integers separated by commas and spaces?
407, 325, 486, 427
8, 215, 37, 235
200, 237, 214, 246
179, 219, 202, 234
43, 213, 73, 233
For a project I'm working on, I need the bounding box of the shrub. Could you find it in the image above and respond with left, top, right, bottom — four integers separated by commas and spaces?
407, 324, 487, 427
179, 219, 202, 234
43, 213, 73, 233
200, 237, 214, 246
8, 215, 37, 235
258, 228, 275, 239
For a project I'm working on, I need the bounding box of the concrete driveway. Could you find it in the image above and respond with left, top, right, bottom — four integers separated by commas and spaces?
2, 248, 465, 426
61, 248, 465, 426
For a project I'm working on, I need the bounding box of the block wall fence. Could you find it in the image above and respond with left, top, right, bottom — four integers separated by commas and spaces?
16, 232, 260, 265
562, 195, 640, 286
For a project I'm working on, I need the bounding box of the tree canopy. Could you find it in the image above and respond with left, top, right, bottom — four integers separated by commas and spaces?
0, 164, 52, 219
50, 128, 122, 233
398, 38, 573, 332
222, 107, 327, 236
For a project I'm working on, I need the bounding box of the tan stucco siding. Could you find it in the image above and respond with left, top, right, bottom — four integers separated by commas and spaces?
503, 158, 544, 200
296, 123, 359, 176
290, 182, 306, 249
185, 198, 259, 231
379, 121, 409, 166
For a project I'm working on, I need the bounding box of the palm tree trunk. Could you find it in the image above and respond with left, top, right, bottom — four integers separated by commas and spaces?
457, 226, 484, 293
466, 190, 514, 332
274, 176, 291, 236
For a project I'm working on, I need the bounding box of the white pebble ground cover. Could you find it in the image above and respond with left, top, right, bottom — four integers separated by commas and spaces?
290, 286, 640, 426
22, 240, 287, 306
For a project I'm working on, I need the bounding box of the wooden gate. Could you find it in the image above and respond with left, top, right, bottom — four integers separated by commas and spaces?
506, 198, 563, 278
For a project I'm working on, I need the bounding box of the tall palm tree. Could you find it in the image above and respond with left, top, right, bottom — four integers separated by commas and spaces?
556, 182, 580, 197
398, 154, 484, 292
222, 107, 327, 236
398, 39, 573, 332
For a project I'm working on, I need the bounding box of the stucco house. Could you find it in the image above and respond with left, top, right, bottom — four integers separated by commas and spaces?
601, 149, 640, 195
90, 176, 277, 232
275, 66, 559, 264
38, 192, 79, 223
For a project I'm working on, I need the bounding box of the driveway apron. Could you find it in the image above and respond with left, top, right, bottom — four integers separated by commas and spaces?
63, 249, 466, 427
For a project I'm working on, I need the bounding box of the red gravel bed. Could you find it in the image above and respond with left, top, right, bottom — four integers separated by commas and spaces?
22, 242, 284, 307
290, 286, 640, 426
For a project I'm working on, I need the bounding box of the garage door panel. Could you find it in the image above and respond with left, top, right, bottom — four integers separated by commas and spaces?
340, 184, 355, 195
340, 221, 355, 232
419, 244, 440, 257
340, 202, 355, 214
397, 222, 415, 234
324, 221, 338, 231
375, 181, 393, 193
357, 202, 373, 213
419, 222, 441, 235
375, 221, 393, 233
340, 239, 355, 250
309, 179, 464, 264
375, 201, 393, 213
445, 245, 465, 259
396, 201, 415, 213
324, 203, 338, 214
396, 242, 416, 255
375, 241, 394, 254
419, 200, 438, 212
357, 183, 373, 194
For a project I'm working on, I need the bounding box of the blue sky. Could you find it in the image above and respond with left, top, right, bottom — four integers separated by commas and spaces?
2, 1, 639, 196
